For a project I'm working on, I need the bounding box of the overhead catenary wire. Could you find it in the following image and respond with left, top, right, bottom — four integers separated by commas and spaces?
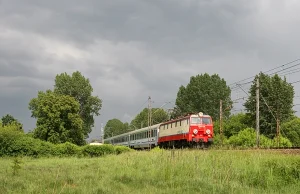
229, 58, 300, 87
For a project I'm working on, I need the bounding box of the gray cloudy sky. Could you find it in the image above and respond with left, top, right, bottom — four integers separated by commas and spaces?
1, 0, 300, 140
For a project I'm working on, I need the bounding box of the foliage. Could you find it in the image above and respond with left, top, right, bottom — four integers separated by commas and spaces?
227, 127, 292, 148
81, 144, 131, 157
272, 135, 293, 148
281, 117, 300, 146
29, 90, 85, 145
1, 114, 23, 130
130, 108, 169, 129
172, 73, 232, 120
54, 71, 102, 138
0, 124, 24, 157
11, 157, 22, 176
113, 145, 132, 155
244, 73, 294, 138
104, 118, 130, 138
54, 142, 81, 157
228, 128, 257, 147
1, 123, 132, 157
214, 113, 251, 137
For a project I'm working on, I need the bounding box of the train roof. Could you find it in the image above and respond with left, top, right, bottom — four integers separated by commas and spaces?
160, 112, 211, 125
104, 123, 161, 141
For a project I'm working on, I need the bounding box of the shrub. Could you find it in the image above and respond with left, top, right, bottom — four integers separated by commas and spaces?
271, 135, 293, 148
228, 128, 256, 147
54, 142, 81, 157
227, 128, 285, 148
1, 123, 133, 157
114, 145, 132, 154
81, 144, 116, 157
0, 126, 24, 157
9, 136, 40, 157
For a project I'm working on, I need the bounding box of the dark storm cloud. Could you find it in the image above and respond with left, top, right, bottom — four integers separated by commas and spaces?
1, 0, 300, 140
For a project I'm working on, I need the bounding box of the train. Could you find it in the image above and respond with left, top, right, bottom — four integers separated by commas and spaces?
104, 112, 214, 149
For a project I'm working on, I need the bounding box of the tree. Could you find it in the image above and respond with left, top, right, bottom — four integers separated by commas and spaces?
244, 73, 294, 138
104, 119, 129, 138
130, 108, 169, 129
1, 114, 23, 130
28, 90, 85, 145
281, 117, 300, 146
54, 71, 102, 138
172, 73, 232, 120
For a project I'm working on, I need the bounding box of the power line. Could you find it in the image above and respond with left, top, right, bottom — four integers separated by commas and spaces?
268, 62, 300, 76
228, 58, 300, 87
290, 80, 300, 84
131, 99, 148, 116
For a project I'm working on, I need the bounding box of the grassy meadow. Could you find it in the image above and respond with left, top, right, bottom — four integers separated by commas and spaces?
0, 149, 299, 194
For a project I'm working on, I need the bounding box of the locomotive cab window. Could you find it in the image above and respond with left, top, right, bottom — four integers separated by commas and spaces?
191, 117, 201, 124
202, 117, 211, 124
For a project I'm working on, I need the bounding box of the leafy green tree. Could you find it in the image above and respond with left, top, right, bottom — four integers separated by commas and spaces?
1, 114, 23, 131
54, 71, 102, 138
29, 90, 85, 145
172, 73, 232, 120
130, 108, 169, 129
244, 73, 294, 138
281, 117, 300, 146
104, 119, 129, 138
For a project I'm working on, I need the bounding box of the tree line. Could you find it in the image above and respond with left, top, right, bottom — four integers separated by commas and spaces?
104, 72, 299, 147
1, 71, 299, 147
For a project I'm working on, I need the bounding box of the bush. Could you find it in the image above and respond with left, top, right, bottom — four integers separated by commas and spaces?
114, 145, 132, 155
0, 125, 24, 156
271, 136, 293, 148
81, 144, 116, 157
227, 128, 289, 148
1, 123, 133, 157
9, 136, 40, 157
228, 128, 256, 147
54, 142, 81, 157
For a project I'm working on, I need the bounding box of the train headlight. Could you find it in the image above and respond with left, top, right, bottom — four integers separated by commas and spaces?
193, 129, 198, 134
206, 129, 211, 134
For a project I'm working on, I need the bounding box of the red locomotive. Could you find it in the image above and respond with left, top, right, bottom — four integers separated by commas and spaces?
157, 112, 213, 149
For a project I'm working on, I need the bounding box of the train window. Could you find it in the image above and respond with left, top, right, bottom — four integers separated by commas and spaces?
191, 117, 201, 124
187, 119, 189, 124
180, 120, 181, 126
171, 123, 172, 128
202, 117, 211, 124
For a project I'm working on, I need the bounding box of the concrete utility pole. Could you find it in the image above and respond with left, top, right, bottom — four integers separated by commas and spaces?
256, 78, 260, 148
220, 100, 223, 145
148, 96, 152, 150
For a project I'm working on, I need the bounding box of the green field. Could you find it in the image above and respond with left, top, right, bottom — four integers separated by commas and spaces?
0, 149, 299, 194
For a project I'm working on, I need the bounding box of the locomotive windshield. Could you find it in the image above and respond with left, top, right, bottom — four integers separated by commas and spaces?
191, 117, 201, 124
191, 117, 211, 124
202, 117, 211, 124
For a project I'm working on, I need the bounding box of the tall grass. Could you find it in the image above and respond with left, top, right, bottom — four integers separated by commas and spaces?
0, 149, 299, 194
